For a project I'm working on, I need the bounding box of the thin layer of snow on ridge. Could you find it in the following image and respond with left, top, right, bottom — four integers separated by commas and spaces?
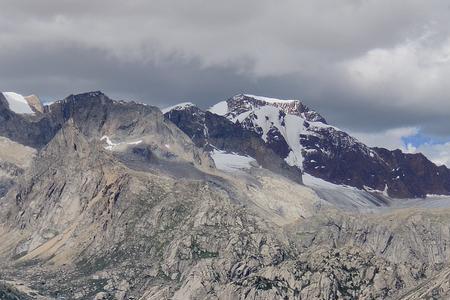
211, 149, 256, 172
161, 102, 195, 114
426, 194, 450, 198
244, 94, 299, 104
2, 92, 34, 114
43, 100, 56, 106
208, 101, 228, 116
389, 195, 450, 210
101, 135, 142, 151
303, 173, 388, 210
208, 94, 300, 117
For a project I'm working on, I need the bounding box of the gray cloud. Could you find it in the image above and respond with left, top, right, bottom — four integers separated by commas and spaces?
1, 0, 450, 141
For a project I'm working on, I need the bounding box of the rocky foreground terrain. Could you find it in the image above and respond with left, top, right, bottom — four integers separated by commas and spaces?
1, 91, 450, 299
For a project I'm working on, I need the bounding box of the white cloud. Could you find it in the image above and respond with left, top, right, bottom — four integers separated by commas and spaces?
351, 127, 419, 150
0, 0, 447, 77
343, 33, 450, 114
406, 142, 450, 167
1, 0, 450, 138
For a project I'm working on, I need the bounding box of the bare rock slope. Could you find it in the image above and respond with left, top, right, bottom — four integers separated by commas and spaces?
1, 92, 450, 299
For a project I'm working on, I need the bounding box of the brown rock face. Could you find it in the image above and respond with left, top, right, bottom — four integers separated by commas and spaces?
24, 95, 44, 113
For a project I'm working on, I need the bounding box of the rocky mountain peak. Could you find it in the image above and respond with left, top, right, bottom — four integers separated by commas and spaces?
210, 93, 327, 124
161, 102, 197, 114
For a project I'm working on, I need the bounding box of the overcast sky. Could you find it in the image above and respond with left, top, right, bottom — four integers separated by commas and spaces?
1, 0, 450, 165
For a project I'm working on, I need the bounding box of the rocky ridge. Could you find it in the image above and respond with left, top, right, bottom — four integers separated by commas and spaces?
1, 91, 450, 299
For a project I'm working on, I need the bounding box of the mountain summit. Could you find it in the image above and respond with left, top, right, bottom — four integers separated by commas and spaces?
209, 94, 327, 124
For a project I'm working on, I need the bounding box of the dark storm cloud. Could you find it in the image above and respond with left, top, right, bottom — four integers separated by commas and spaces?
1, 0, 450, 140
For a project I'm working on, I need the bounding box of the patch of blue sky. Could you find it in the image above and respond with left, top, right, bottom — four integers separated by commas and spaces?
403, 132, 450, 147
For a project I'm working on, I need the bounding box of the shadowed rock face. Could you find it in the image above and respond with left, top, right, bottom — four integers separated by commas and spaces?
373, 148, 450, 196
0, 91, 210, 168
299, 126, 450, 198
0, 91, 178, 147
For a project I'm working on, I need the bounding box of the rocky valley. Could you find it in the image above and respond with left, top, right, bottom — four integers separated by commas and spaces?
1, 91, 450, 300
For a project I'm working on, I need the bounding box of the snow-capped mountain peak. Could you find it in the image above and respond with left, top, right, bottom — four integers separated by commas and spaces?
209, 93, 327, 124
208, 94, 334, 169
161, 102, 195, 114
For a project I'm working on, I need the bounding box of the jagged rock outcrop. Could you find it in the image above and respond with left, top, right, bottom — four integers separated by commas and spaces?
24, 95, 44, 114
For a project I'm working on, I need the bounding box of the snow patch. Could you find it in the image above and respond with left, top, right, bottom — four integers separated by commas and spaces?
426, 194, 450, 198
244, 94, 299, 104
2, 92, 34, 114
101, 135, 142, 151
208, 101, 228, 116
100, 136, 118, 150
211, 150, 256, 172
161, 102, 194, 114
303, 173, 388, 210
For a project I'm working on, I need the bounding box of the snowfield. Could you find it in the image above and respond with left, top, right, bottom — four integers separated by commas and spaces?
210, 149, 257, 172
208, 101, 228, 116
243, 94, 299, 104
2, 92, 34, 114
161, 102, 195, 114
100, 135, 142, 151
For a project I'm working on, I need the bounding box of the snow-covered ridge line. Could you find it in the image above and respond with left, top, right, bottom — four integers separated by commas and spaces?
2, 92, 35, 114
208, 93, 328, 123
208, 101, 228, 115
243, 94, 299, 104
208, 93, 301, 116
161, 102, 195, 114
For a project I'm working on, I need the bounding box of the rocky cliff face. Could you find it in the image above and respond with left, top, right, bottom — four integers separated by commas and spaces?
2, 91, 450, 300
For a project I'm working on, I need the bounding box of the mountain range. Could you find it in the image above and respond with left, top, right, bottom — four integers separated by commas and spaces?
166, 93, 450, 198
1, 91, 450, 299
